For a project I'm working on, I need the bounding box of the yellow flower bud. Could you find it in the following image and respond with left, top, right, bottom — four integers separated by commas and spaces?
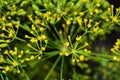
79, 55, 84, 61
76, 36, 82, 41
64, 42, 69, 47
12, 61, 18, 67
40, 27, 44, 32
30, 55, 35, 60
41, 47, 46, 51
5, 66, 10, 71
78, 18, 82, 25
66, 20, 71, 25
87, 23, 91, 28
30, 38, 38, 43
64, 52, 69, 56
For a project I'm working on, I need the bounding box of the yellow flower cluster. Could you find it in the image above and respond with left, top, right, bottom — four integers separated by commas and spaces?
0, 16, 20, 45
24, 15, 48, 63
1, 0, 120, 79
108, 5, 120, 23
111, 39, 120, 52
58, 34, 91, 64
0, 47, 22, 74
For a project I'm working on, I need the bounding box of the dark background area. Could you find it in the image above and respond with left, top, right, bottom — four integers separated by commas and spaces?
108, 0, 120, 8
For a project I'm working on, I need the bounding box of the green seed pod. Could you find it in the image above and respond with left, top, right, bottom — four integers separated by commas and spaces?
32, 4, 40, 11
35, 11, 43, 17
0, 43, 8, 48
0, 40, 6, 43
17, 9, 26, 15
20, 1, 28, 7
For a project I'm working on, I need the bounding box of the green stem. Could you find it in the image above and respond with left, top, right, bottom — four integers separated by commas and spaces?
41, 51, 59, 61
15, 37, 26, 42
72, 67, 79, 80
0, 74, 4, 80
45, 56, 61, 80
24, 73, 30, 80
60, 56, 64, 80
21, 66, 30, 80
5, 76, 9, 80
72, 67, 76, 80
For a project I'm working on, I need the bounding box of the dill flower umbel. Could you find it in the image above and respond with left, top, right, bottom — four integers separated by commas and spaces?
0, 0, 120, 80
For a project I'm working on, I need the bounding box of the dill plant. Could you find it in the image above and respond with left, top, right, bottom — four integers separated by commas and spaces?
0, 0, 120, 80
